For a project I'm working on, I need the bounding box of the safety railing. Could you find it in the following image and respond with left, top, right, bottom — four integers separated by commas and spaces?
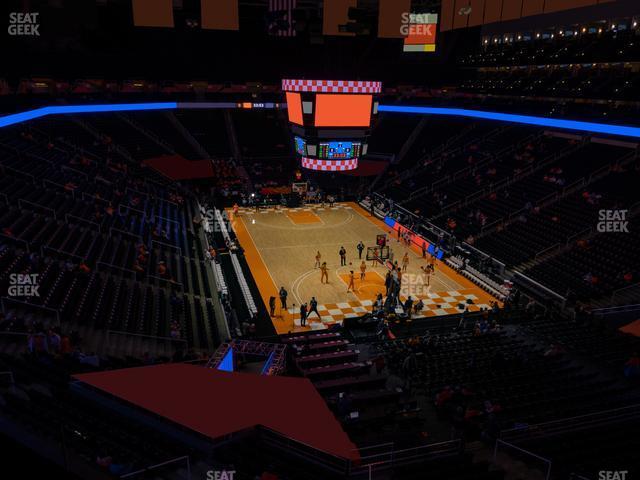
0, 297, 60, 324
610, 283, 640, 306
120, 455, 190, 480
65, 213, 102, 232
18, 198, 57, 219
501, 403, 640, 444
494, 439, 551, 480
152, 239, 182, 256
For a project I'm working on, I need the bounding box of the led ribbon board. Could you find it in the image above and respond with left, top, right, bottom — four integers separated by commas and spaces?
300, 157, 358, 171
3, 102, 640, 140
377, 105, 640, 139
0, 102, 177, 129
281, 79, 382, 93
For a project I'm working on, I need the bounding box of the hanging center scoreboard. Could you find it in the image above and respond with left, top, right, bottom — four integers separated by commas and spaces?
282, 79, 382, 171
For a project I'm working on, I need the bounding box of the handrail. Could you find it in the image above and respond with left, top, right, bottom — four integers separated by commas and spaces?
494, 439, 551, 480
120, 455, 190, 480
42, 245, 84, 261
61, 164, 89, 180
83, 192, 109, 204
146, 274, 184, 290
0, 234, 29, 253
501, 403, 640, 443
118, 204, 146, 217
610, 282, 640, 305
124, 186, 150, 200
0, 371, 15, 385
5, 165, 36, 182
260, 425, 349, 472
592, 303, 640, 316
96, 261, 136, 275
512, 271, 566, 301
65, 213, 101, 231
566, 227, 592, 245
18, 198, 57, 219
0, 297, 61, 324
535, 243, 561, 259
151, 239, 182, 255
152, 214, 180, 226
107, 329, 187, 344
109, 227, 142, 242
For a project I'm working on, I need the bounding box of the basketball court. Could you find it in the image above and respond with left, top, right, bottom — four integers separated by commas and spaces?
230, 202, 500, 334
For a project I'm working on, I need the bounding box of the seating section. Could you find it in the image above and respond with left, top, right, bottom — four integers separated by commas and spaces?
376, 326, 640, 430
461, 26, 639, 68
473, 164, 640, 267
123, 111, 204, 160
0, 125, 221, 353
83, 114, 168, 160
523, 216, 640, 301
460, 64, 640, 101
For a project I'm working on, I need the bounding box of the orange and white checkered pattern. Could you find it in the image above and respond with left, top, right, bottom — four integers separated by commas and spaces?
282, 79, 382, 94
290, 290, 492, 330
300, 157, 358, 171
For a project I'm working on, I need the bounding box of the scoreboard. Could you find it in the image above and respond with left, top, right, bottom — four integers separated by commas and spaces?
282, 79, 381, 171
318, 141, 362, 160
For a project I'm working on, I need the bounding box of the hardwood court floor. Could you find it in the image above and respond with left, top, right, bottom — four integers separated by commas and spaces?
231, 202, 499, 334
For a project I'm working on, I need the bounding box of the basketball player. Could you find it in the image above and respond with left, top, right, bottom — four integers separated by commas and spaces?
314, 251, 321, 268
232, 203, 239, 217
320, 262, 329, 284
360, 261, 367, 281
371, 247, 379, 267
309, 297, 321, 319
421, 264, 432, 286
347, 270, 356, 292
402, 252, 409, 272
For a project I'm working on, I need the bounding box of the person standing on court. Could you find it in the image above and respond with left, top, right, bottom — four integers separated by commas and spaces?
309, 297, 321, 319
299, 303, 308, 327
384, 271, 392, 296
347, 270, 356, 292
279, 287, 288, 311
359, 261, 367, 281
404, 296, 414, 317
339, 246, 347, 266
269, 296, 276, 316
357, 241, 365, 259
402, 252, 409, 272
314, 251, 321, 268
320, 262, 329, 284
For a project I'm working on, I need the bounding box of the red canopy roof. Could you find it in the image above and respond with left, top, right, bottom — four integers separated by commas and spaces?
74, 363, 358, 460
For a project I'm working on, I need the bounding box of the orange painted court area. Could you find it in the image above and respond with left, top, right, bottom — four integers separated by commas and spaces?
230, 202, 500, 334
286, 210, 322, 224
338, 270, 386, 301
